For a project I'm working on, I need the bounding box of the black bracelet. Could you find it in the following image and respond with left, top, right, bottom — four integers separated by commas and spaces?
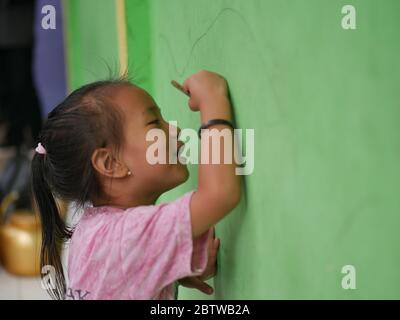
198, 119, 235, 138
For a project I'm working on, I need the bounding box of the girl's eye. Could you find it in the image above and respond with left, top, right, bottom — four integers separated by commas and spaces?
148, 119, 160, 126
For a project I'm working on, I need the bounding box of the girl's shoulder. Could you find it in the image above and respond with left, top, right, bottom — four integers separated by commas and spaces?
83, 190, 195, 218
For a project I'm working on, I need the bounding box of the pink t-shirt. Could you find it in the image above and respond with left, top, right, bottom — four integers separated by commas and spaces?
67, 190, 211, 300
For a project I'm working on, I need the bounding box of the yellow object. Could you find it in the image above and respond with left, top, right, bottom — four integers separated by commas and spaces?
0, 210, 42, 276
0, 193, 68, 276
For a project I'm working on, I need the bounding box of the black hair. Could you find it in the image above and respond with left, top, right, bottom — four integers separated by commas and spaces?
31, 78, 131, 300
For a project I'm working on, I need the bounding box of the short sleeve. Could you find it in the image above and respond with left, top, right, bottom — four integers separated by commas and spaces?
120, 190, 211, 299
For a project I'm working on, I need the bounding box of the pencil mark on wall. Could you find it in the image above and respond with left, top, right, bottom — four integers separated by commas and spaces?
159, 6, 285, 127
159, 7, 269, 77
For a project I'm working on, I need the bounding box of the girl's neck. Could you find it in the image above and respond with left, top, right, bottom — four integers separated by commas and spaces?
92, 192, 160, 209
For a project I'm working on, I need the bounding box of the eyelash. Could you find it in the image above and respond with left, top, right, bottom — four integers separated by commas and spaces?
148, 119, 160, 125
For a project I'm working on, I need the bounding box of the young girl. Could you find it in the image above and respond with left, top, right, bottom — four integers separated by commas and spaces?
31, 70, 241, 300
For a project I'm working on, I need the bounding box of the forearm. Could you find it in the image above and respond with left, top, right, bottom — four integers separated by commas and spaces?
197, 96, 241, 202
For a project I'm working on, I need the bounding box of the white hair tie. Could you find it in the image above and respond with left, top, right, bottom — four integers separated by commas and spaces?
35, 142, 47, 155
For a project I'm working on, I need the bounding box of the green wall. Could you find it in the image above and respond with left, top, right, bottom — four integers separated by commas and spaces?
64, 0, 120, 90
66, 0, 400, 299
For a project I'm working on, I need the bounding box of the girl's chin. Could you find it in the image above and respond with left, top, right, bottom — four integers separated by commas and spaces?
163, 169, 189, 193
176, 165, 189, 182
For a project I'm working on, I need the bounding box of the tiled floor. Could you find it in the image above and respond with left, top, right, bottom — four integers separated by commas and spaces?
0, 266, 50, 300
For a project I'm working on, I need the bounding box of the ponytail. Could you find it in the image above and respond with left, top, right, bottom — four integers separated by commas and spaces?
31, 153, 72, 300
29, 78, 130, 299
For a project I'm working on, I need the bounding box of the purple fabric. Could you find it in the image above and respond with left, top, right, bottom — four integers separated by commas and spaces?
33, 0, 67, 117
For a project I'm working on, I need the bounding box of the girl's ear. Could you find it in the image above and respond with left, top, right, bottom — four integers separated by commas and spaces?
91, 148, 130, 178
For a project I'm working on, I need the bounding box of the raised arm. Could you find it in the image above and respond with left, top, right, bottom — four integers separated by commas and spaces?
182, 70, 241, 238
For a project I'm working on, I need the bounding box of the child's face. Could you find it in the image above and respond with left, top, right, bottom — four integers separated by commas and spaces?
114, 85, 189, 197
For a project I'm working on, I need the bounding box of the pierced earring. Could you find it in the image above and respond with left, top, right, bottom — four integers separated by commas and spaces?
127, 170, 132, 176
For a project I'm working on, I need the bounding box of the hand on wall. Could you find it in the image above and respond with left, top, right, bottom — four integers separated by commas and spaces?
177, 227, 220, 295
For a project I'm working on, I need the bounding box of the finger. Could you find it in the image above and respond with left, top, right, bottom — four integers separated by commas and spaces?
190, 278, 214, 295
208, 240, 219, 260
207, 231, 214, 249
171, 80, 190, 97
212, 238, 220, 253
188, 98, 198, 111
182, 78, 191, 95
182, 78, 189, 90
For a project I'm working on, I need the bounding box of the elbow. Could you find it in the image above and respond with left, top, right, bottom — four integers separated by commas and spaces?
197, 181, 241, 216
223, 178, 242, 210
213, 186, 241, 213
227, 188, 241, 210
